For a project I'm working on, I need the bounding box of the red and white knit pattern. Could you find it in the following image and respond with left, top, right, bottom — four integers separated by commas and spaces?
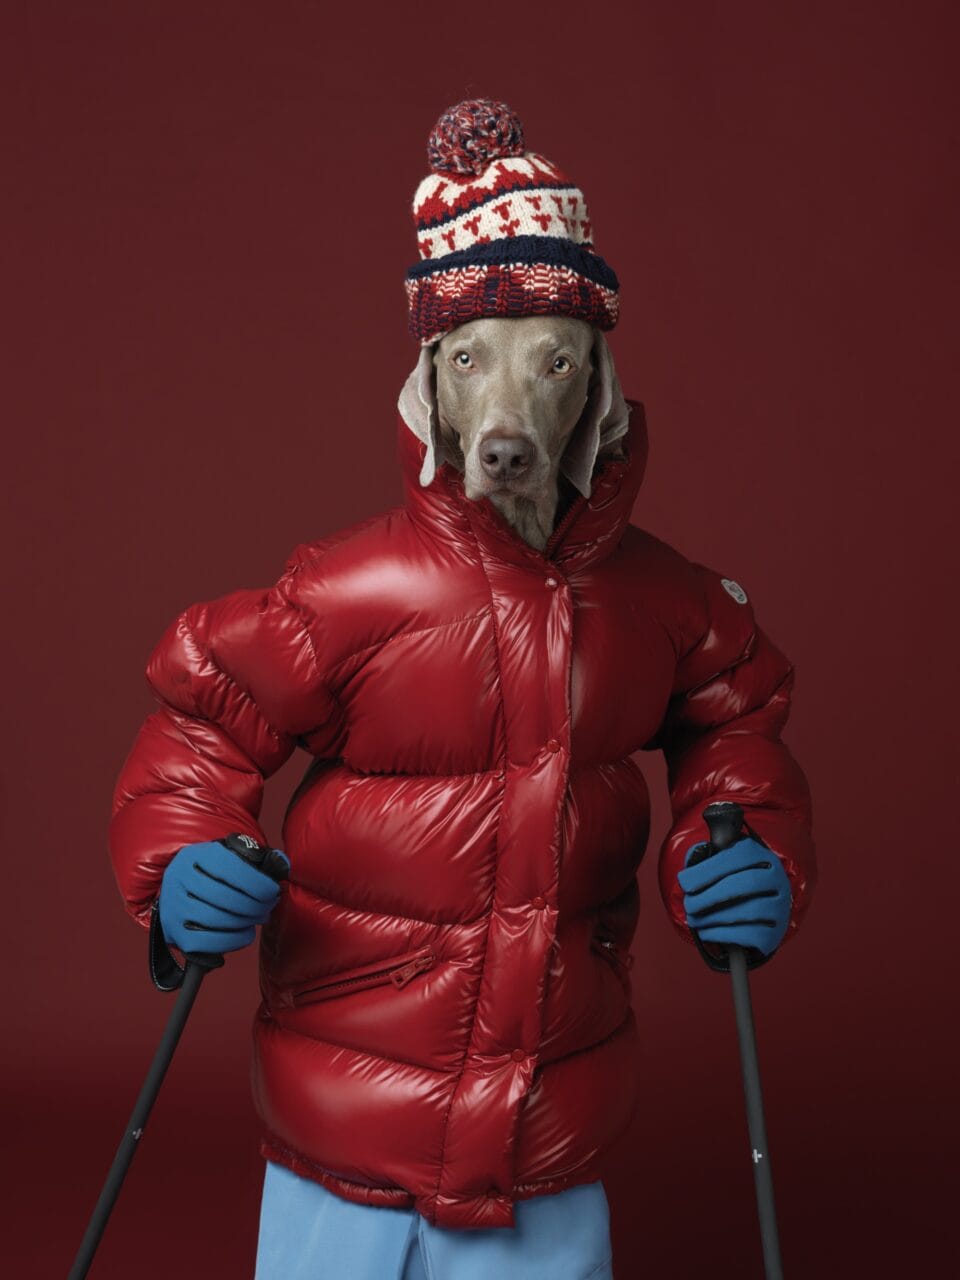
413, 152, 594, 260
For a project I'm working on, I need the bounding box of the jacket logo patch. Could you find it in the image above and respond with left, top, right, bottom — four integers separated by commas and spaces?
721, 578, 748, 604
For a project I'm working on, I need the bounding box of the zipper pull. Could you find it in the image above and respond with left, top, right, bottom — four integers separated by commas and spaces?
390, 953, 435, 988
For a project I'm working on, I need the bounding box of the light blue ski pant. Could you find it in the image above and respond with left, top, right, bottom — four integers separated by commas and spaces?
254, 1160, 614, 1279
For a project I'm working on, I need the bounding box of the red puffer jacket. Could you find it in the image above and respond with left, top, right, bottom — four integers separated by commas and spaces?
109, 399, 816, 1229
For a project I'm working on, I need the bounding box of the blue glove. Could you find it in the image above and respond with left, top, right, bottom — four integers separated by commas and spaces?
677, 836, 792, 956
158, 839, 289, 955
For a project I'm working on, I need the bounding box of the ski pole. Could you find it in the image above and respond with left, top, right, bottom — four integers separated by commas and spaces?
688, 800, 784, 1280
68, 835, 288, 1280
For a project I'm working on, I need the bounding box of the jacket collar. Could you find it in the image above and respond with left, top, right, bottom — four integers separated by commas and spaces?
397, 399, 648, 573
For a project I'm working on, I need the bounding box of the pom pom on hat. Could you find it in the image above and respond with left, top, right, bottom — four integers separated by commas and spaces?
427, 98, 526, 176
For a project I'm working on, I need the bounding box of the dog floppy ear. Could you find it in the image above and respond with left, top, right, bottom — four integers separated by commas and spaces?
560, 329, 632, 499
398, 341, 445, 487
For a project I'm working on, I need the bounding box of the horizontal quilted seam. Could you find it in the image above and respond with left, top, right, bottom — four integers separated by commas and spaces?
271, 1017, 465, 1076
267, 1001, 633, 1076
673, 623, 758, 700
698, 664, 794, 732
155, 705, 268, 777
179, 612, 286, 748
324, 606, 495, 685
282, 881, 485, 930
338, 756, 505, 781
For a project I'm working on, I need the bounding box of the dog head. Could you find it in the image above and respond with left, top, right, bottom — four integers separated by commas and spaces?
399, 316, 630, 549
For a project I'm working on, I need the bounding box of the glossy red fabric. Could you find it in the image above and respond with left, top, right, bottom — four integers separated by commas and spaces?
109, 399, 816, 1228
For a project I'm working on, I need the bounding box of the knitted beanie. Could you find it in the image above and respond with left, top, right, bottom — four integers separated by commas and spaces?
404, 98, 620, 345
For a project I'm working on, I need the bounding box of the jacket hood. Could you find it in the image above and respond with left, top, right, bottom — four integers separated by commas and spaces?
395, 398, 648, 572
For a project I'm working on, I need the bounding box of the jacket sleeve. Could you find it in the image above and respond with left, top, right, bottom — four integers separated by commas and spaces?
109, 547, 344, 927
648, 562, 817, 951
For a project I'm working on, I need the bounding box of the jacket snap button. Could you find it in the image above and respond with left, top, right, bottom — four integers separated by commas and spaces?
511, 1048, 526, 1062
545, 576, 559, 588
532, 896, 547, 909
545, 738, 561, 753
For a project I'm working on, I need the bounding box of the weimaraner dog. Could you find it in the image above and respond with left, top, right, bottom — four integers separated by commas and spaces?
399, 316, 631, 549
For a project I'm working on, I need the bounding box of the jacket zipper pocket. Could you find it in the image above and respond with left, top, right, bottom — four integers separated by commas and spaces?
288, 945, 437, 1007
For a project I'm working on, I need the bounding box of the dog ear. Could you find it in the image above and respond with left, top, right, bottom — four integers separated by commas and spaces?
559, 329, 632, 499
398, 342, 444, 487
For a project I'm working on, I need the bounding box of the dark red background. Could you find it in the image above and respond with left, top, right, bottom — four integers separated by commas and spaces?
4, 3, 957, 1275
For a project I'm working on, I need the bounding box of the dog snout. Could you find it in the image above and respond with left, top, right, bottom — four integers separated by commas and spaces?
478, 431, 533, 483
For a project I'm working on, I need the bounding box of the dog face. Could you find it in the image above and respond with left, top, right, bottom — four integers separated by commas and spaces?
398, 315, 631, 551
433, 316, 596, 503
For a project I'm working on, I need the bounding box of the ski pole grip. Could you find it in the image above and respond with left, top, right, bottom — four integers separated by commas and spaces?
217, 832, 290, 884
687, 800, 745, 868
687, 801, 768, 974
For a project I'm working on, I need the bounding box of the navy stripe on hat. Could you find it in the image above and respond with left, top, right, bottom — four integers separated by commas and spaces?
405, 235, 620, 292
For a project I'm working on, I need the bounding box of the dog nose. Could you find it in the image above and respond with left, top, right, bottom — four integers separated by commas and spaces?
479, 434, 533, 480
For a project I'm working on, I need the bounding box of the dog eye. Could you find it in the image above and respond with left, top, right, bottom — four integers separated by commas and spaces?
452, 351, 473, 369
551, 356, 573, 374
